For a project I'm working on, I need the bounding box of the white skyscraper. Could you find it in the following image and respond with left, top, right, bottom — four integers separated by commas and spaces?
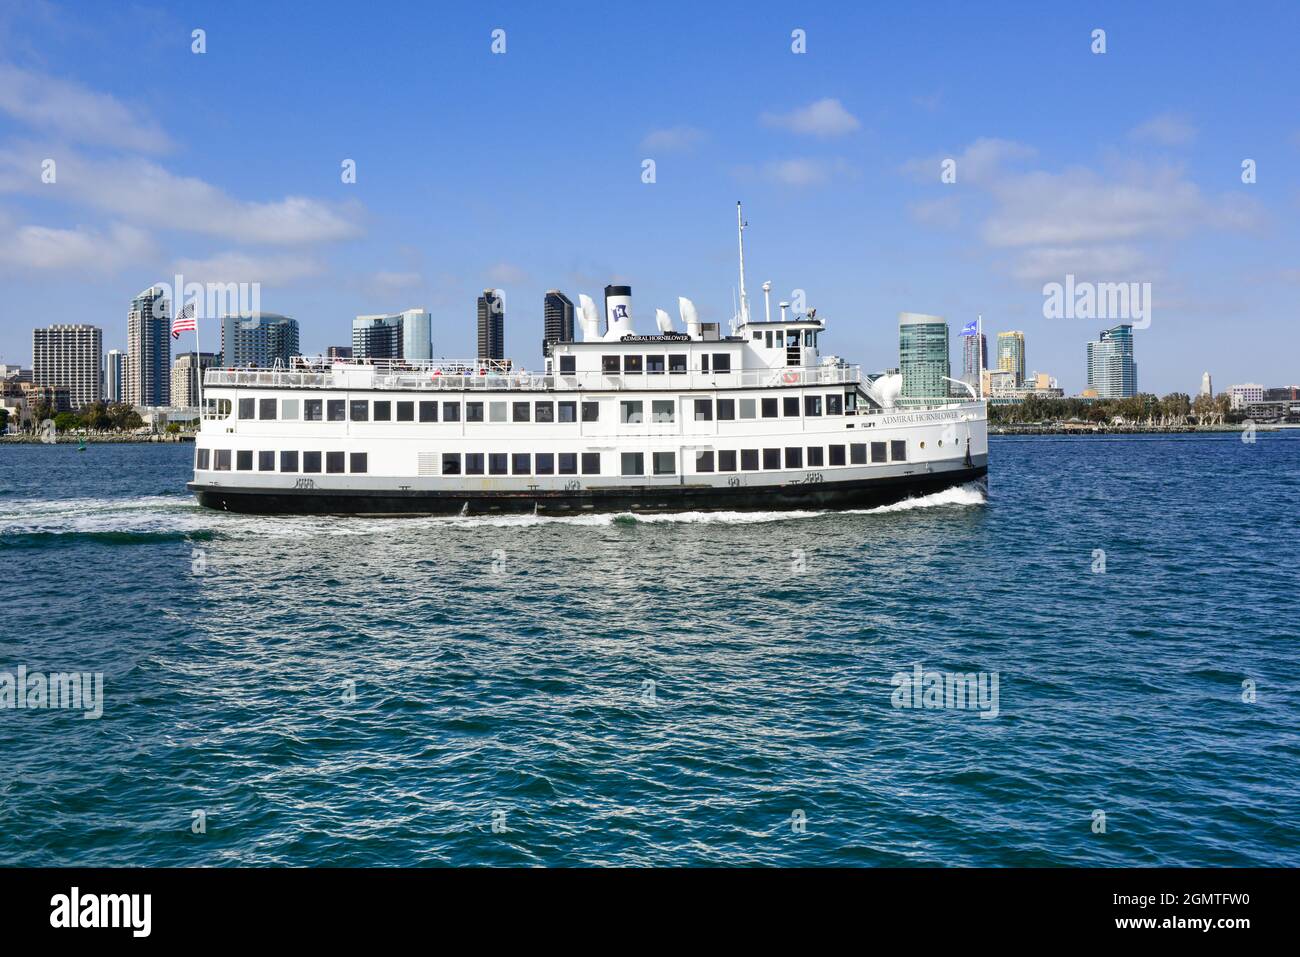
1200, 371, 1212, 397
32, 324, 103, 409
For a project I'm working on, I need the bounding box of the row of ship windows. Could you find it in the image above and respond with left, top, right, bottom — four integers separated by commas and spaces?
196, 441, 908, 477
230, 393, 855, 424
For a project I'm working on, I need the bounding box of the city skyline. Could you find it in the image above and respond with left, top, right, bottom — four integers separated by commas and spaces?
0, 2, 1297, 395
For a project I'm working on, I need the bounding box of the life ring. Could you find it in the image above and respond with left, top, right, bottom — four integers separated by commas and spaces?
782, 371, 799, 384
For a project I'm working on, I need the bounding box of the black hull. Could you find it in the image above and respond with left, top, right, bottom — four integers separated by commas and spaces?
189, 466, 987, 516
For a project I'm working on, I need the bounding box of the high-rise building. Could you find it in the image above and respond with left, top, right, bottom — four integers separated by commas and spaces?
996, 331, 1026, 387
399, 309, 432, 361
105, 349, 125, 403
962, 332, 987, 389
353, 313, 404, 360
127, 286, 170, 407
1086, 325, 1137, 398
1200, 371, 1213, 397
32, 324, 102, 409
171, 352, 219, 407
219, 313, 300, 368
543, 290, 574, 357
898, 313, 950, 402
1228, 383, 1264, 410
477, 289, 505, 361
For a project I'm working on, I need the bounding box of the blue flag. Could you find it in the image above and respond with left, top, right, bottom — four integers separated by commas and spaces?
961, 320, 978, 336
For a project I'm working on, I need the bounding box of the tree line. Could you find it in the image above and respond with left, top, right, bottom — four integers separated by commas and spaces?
988, 392, 1234, 426
2, 400, 145, 434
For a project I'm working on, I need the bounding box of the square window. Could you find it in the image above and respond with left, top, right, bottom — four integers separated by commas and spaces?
559, 453, 578, 475
238, 398, 255, 419
465, 453, 485, 475
623, 355, 643, 373
465, 402, 483, 422
829, 445, 846, 466
621, 452, 644, 475
489, 401, 507, 422
783, 396, 800, 417
784, 447, 803, 469
512, 453, 531, 474
559, 355, 576, 374
646, 355, 665, 374
620, 401, 643, 424
237, 450, 253, 471
282, 399, 299, 420
280, 450, 299, 472
442, 453, 462, 475
712, 353, 731, 373
396, 401, 414, 422
535, 453, 555, 475
581, 401, 600, 422
763, 448, 781, 469
327, 451, 345, 473
259, 398, 277, 420
653, 451, 676, 475
535, 402, 554, 423
558, 401, 576, 423
739, 399, 756, 419
373, 401, 392, 421
303, 451, 322, 473
651, 400, 675, 423
741, 449, 760, 471
327, 400, 345, 421
718, 450, 737, 472
581, 452, 601, 475
854, 443, 871, 464
669, 354, 687, 373
214, 449, 231, 471
696, 450, 715, 473
826, 394, 842, 415
512, 402, 531, 422
761, 398, 779, 418
196, 448, 210, 470
891, 440, 907, 462
807, 446, 824, 467
753, 331, 762, 341
717, 399, 735, 420
419, 400, 438, 422
489, 453, 508, 475
602, 355, 621, 373
258, 450, 276, 471
350, 400, 369, 421
869, 442, 885, 463
442, 403, 461, 422
350, 452, 368, 473
804, 395, 822, 417
694, 398, 712, 421
305, 399, 323, 421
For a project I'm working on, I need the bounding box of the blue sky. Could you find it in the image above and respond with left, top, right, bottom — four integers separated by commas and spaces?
1, 0, 1296, 393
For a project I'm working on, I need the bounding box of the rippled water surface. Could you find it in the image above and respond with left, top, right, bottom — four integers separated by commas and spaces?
1, 435, 1297, 866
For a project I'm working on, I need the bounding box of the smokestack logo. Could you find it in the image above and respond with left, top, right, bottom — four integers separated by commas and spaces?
612, 304, 629, 321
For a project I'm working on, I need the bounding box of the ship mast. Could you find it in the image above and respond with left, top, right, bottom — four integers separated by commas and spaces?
736, 201, 750, 326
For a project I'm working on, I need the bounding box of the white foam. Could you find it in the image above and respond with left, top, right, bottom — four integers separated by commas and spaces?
844, 481, 987, 514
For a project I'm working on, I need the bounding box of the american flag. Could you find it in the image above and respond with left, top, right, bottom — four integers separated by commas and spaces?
170, 302, 196, 339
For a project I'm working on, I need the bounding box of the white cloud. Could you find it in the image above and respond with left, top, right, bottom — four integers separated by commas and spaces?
640, 126, 706, 152
758, 157, 854, 187
369, 270, 423, 292
172, 250, 324, 285
0, 220, 155, 273
486, 262, 528, 284
908, 196, 961, 229
761, 98, 861, 137
903, 137, 1036, 186
1129, 113, 1198, 147
0, 63, 172, 153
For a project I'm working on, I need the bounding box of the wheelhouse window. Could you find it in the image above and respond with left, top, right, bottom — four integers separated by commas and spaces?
717, 399, 735, 421
327, 400, 345, 422
558, 401, 577, 423
442, 453, 461, 475
669, 354, 687, 373
350, 453, 368, 473
214, 449, 231, 471
695, 450, 715, 473
651, 400, 675, 423
602, 355, 621, 373
712, 353, 731, 373
620, 401, 643, 424
581, 452, 601, 474
419, 400, 438, 422
238, 398, 255, 419
581, 401, 600, 422
891, 440, 907, 462
373, 401, 392, 421
804, 395, 822, 417
303, 451, 322, 473
761, 398, 778, 418
826, 394, 842, 415
512, 402, 531, 422
646, 355, 665, 374
259, 398, 276, 420
740, 449, 759, 471
280, 451, 298, 472
326, 451, 345, 473
653, 452, 676, 475
535, 402, 554, 423
763, 448, 781, 469
718, 450, 737, 472
621, 452, 644, 476
783, 396, 800, 417
694, 399, 712, 421
623, 355, 643, 374
442, 402, 461, 422
396, 401, 414, 422
559, 355, 576, 374
237, 450, 253, 471
258, 450, 275, 471
701, 354, 710, 373
350, 400, 368, 421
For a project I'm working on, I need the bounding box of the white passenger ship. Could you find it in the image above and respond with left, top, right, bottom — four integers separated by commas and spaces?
189, 206, 987, 515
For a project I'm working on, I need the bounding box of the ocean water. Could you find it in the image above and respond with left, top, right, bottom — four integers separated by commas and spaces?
0, 434, 1296, 867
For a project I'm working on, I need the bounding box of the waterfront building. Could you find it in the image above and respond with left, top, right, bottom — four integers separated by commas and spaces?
105, 349, 125, 403
1200, 371, 1213, 397
127, 286, 170, 407
21, 382, 72, 413
171, 352, 220, 407
543, 290, 575, 358
962, 332, 987, 390
219, 313, 300, 369
327, 345, 353, 360
996, 331, 1026, 387
32, 324, 102, 408
898, 313, 950, 402
477, 289, 505, 361
1086, 325, 1137, 399
353, 313, 404, 360
1228, 383, 1264, 410
1263, 385, 1299, 402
